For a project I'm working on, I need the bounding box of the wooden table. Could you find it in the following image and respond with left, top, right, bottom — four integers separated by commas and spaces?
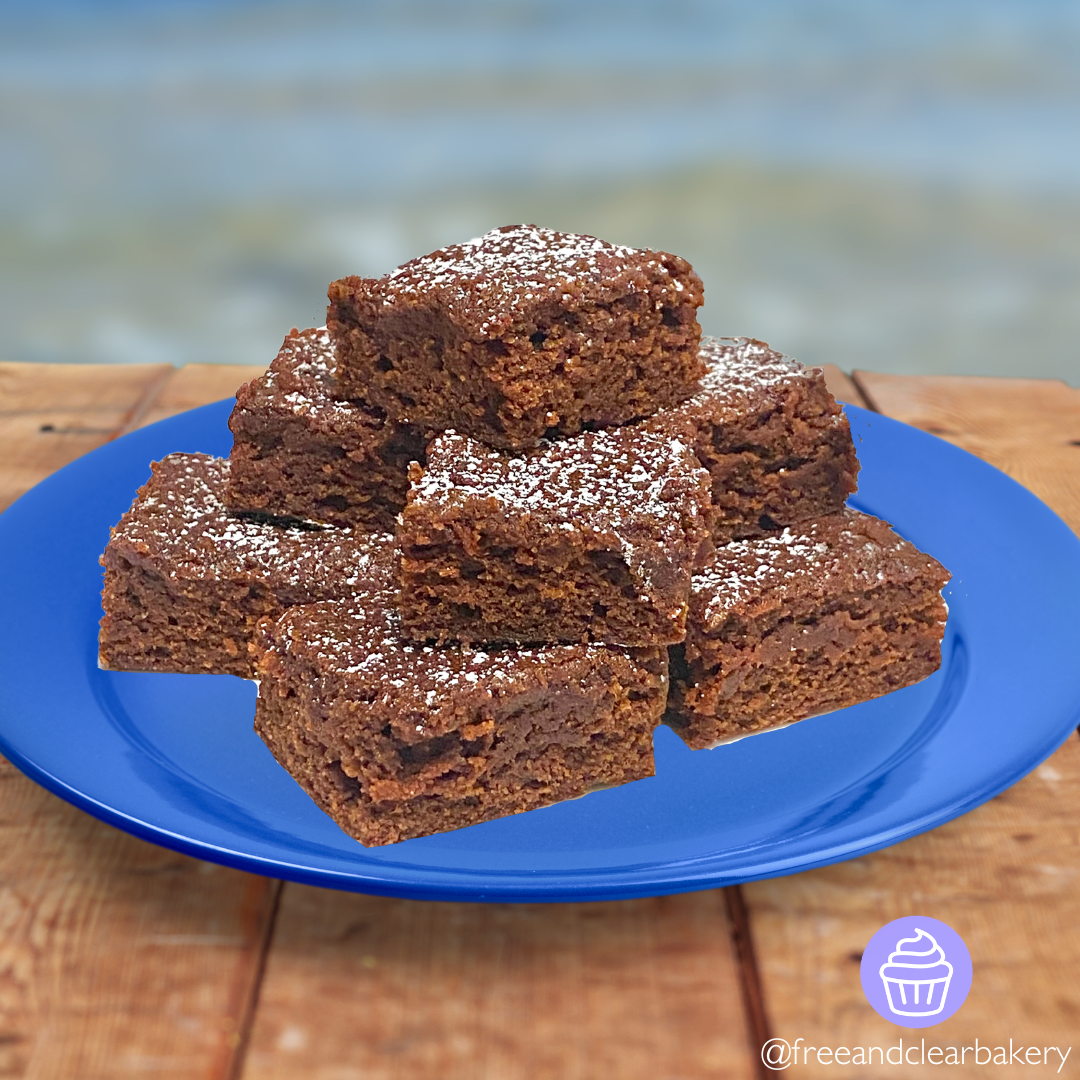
1, 362, 1078, 1080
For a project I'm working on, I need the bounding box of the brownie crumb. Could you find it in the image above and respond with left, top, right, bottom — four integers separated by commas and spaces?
643, 337, 860, 542
398, 424, 712, 647
99, 453, 391, 677
254, 551, 666, 846
666, 508, 951, 748
226, 327, 425, 531
328, 224, 705, 450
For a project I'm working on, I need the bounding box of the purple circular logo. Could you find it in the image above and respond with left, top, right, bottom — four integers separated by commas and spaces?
860, 916, 972, 1027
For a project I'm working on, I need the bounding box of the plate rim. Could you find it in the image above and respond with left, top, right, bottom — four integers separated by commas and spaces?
1, 399, 1078, 902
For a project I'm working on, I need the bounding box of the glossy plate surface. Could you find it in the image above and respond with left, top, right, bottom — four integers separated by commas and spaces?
1, 402, 1078, 901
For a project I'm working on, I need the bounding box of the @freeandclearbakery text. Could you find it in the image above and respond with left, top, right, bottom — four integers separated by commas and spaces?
761, 1038, 1072, 1072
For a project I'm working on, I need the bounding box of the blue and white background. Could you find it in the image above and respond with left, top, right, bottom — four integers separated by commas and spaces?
2, 0, 1078, 381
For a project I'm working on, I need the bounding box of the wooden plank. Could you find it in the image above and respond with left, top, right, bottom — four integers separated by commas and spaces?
821, 364, 866, 408
0, 363, 281, 1078
854, 371, 1080, 534
243, 888, 756, 1080
744, 374, 1080, 1075
0, 362, 170, 512
129, 364, 266, 432
7, 363, 1076, 1080
0, 753, 281, 1080
743, 737, 1080, 1076
86, 359, 755, 1078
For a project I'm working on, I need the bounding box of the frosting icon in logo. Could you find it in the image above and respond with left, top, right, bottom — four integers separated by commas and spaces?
861, 916, 972, 1027
879, 927, 953, 1017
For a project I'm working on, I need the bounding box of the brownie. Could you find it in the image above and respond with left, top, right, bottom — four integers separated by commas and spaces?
642, 337, 860, 543
253, 547, 667, 846
99, 453, 390, 678
397, 426, 713, 648
226, 327, 426, 531
665, 509, 950, 749
327, 224, 705, 450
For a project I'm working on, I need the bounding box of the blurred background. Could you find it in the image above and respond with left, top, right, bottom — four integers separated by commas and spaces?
2, 0, 1078, 381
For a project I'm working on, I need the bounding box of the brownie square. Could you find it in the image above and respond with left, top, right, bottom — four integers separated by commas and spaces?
397, 426, 713, 648
642, 337, 860, 543
99, 453, 390, 677
226, 327, 425, 531
666, 509, 950, 749
254, 549, 667, 846
327, 224, 705, 450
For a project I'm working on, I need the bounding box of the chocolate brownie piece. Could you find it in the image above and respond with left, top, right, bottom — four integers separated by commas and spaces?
226, 327, 425, 531
327, 224, 705, 450
253, 550, 666, 846
397, 426, 713, 647
666, 509, 950, 749
642, 337, 860, 543
99, 453, 389, 677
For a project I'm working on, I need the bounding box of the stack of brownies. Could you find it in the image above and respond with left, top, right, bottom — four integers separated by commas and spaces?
99, 225, 950, 846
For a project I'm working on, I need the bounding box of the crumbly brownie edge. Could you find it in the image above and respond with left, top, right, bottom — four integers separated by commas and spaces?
257, 609, 668, 789
330, 298, 704, 450
98, 453, 397, 675
226, 415, 424, 532
398, 510, 692, 647
328, 226, 705, 449
253, 630, 666, 845
256, 682, 657, 846
666, 575, 949, 749
398, 427, 711, 647
666, 617, 946, 750
226, 328, 426, 530
98, 563, 272, 677
701, 416, 861, 541
644, 342, 860, 541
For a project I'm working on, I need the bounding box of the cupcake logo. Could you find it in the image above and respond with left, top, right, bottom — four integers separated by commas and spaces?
879, 928, 953, 1017
860, 916, 973, 1028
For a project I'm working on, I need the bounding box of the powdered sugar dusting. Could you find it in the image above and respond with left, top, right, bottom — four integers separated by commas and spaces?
693, 336, 807, 401
693, 509, 945, 624
109, 453, 391, 593
276, 585, 626, 727
696, 528, 832, 619
379, 224, 673, 334
413, 426, 710, 601
643, 335, 824, 440
251, 327, 365, 422
260, 326, 330, 391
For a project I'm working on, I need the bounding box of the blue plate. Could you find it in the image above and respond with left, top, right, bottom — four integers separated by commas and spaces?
1, 402, 1078, 902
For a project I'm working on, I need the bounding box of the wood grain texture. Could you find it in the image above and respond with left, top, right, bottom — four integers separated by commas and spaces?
743, 372, 1080, 1076
743, 738, 1080, 1077
126, 360, 757, 1080
0, 753, 280, 1080
854, 371, 1080, 534
242, 888, 756, 1080
0, 362, 280, 1080
3, 363, 1079, 1080
0, 362, 169, 511
129, 364, 266, 432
